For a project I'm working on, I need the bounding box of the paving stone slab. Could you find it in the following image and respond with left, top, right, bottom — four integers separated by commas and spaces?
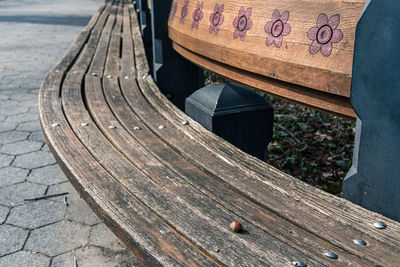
0, 119, 17, 133
66, 199, 100, 226
6, 112, 39, 125
10, 94, 35, 102
0, 105, 30, 116
47, 182, 81, 203
16, 120, 42, 132
0, 224, 29, 256
12, 151, 56, 169
0, 167, 28, 188
51, 251, 74, 267
0, 206, 9, 224
0, 131, 29, 144
0, 250, 50, 267
74, 246, 142, 267
0, 153, 14, 168
7, 200, 66, 229
29, 164, 67, 186
25, 220, 91, 256
89, 224, 125, 251
28, 131, 44, 142
0, 140, 43, 156
0, 182, 47, 206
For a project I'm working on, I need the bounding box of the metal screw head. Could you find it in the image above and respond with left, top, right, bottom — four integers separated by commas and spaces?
91, 72, 97, 77
158, 125, 165, 129
136, 9, 140, 13
109, 125, 116, 129
107, 75, 112, 79
133, 126, 141, 130
133, 1, 136, 4
142, 73, 148, 79
80, 122, 89, 127
124, 75, 130, 79
373, 221, 387, 229
353, 238, 367, 246
324, 251, 338, 259
182, 120, 189, 125
73, 71, 78, 74
52, 123, 60, 127
55, 69, 60, 73
292, 261, 307, 267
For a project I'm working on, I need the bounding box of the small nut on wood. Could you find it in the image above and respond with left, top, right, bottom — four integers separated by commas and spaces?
230, 221, 243, 233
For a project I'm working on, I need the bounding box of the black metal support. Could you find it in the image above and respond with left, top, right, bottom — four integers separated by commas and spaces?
185, 83, 274, 160
147, 0, 203, 110
342, 0, 400, 221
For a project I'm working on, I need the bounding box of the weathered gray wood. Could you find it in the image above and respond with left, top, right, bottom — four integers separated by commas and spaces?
38, 1, 400, 266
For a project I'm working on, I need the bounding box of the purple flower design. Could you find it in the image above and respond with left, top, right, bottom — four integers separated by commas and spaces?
192, 2, 204, 29
170, 0, 178, 21
307, 14, 343, 57
180, 0, 189, 24
209, 4, 224, 34
264, 10, 291, 48
233, 7, 253, 41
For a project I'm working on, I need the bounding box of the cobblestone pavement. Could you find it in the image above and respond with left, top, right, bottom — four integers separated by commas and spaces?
0, 0, 141, 266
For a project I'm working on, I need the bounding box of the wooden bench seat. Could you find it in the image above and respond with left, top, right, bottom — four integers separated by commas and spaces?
39, 1, 400, 265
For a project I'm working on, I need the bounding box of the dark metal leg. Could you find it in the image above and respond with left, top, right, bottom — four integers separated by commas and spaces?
150, 0, 203, 110
342, 0, 400, 221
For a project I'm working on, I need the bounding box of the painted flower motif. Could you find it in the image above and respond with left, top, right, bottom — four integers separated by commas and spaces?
209, 4, 224, 34
307, 14, 343, 57
192, 2, 204, 29
180, 0, 189, 24
170, 0, 178, 21
264, 10, 291, 48
233, 7, 253, 41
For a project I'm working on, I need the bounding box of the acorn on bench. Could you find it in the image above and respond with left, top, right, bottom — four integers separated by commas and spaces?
38, 0, 400, 265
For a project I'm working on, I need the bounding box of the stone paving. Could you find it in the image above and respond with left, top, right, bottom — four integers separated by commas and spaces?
0, 0, 142, 266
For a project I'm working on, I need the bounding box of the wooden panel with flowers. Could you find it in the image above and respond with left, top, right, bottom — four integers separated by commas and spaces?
168, 0, 366, 101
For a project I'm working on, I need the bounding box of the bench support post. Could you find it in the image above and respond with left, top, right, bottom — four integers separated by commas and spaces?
342, 0, 400, 221
149, 0, 203, 110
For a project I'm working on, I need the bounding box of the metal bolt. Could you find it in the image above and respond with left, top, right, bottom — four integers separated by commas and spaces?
182, 120, 189, 125
373, 221, 387, 229
81, 122, 89, 127
55, 69, 60, 73
142, 73, 148, 79
158, 125, 165, 129
353, 238, 367, 246
52, 123, 60, 127
73, 71, 78, 74
134, 126, 141, 130
107, 75, 112, 79
91, 72, 97, 77
292, 261, 307, 267
124, 75, 130, 79
324, 251, 338, 259
136, 9, 140, 13
109, 125, 116, 129
133, 1, 136, 4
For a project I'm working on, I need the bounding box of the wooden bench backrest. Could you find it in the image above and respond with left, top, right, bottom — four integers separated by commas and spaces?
168, 0, 367, 118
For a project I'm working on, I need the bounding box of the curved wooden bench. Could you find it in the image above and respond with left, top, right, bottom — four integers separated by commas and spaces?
39, 1, 400, 265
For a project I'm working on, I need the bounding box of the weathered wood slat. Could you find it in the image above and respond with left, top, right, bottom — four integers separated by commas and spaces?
38, 1, 400, 266
129, 6, 400, 265
65, 4, 326, 266
39, 3, 218, 265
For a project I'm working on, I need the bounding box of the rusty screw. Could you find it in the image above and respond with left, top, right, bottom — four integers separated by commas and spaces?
230, 221, 243, 233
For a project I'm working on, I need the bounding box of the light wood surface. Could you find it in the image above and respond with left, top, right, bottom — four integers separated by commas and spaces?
168, 0, 366, 117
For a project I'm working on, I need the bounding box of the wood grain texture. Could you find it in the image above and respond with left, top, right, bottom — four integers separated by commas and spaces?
38, 1, 400, 266
173, 41, 356, 118
168, 0, 366, 117
168, 0, 366, 97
